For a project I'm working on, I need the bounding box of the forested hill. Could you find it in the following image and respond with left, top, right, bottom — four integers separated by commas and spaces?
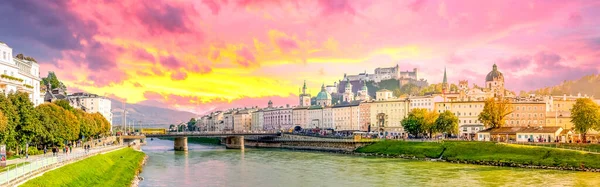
527, 74, 600, 97
110, 99, 197, 127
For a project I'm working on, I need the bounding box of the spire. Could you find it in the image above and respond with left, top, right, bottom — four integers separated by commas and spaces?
321, 83, 326, 91
443, 67, 447, 84
493, 64, 498, 71
303, 80, 307, 89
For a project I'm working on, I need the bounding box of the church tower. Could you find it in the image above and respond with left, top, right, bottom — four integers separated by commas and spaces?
299, 80, 311, 106
442, 67, 448, 93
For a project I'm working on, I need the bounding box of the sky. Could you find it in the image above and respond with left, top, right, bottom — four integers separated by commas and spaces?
1, 0, 599, 115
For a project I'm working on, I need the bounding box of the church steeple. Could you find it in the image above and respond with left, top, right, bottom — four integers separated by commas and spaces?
302, 80, 307, 94
442, 67, 448, 93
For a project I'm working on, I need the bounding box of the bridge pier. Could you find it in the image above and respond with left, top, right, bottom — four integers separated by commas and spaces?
174, 137, 188, 151
225, 136, 244, 150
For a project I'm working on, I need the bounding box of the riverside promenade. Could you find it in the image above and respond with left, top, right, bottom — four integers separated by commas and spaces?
0, 145, 125, 186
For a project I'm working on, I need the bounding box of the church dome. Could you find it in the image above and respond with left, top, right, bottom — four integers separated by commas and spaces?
316, 84, 332, 100
486, 64, 504, 82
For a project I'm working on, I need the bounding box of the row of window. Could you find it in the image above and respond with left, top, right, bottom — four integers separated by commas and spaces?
514, 106, 543, 111
508, 120, 544, 125
510, 113, 544, 118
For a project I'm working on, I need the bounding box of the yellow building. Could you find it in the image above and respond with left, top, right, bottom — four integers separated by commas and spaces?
332, 101, 360, 131
370, 98, 409, 136
435, 101, 485, 138
505, 102, 546, 127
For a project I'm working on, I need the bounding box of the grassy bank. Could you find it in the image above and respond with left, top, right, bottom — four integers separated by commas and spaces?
21, 148, 145, 187
356, 141, 600, 169
159, 137, 221, 144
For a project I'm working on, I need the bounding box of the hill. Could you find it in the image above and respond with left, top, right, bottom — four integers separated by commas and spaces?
110, 98, 197, 128
527, 74, 600, 97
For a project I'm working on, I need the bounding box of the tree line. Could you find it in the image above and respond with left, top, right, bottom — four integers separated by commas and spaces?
0, 92, 111, 155
401, 109, 459, 138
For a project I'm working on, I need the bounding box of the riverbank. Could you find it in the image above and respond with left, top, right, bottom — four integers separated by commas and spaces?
20, 148, 145, 187
355, 141, 600, 171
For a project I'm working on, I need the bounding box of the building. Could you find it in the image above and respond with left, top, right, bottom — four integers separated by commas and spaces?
375, 89, 393, 101
344, 65, 419, 83
0, 41, 43, 106
355, 81, 370, 101
477, 126, 563, 142
316, 84, 332, 107
222, 110, 235, 131
251, 109, 264, 131
263, 104, 293, 131
308, 105, 323, 128
298, 80, 311, 107
359, 101, 371, 131
208, 111, 223, 131
408, 95, 444, 112
342, 78, 354, 102
545, 94, 592, 130
370, 98, 409, 135
332, 101, 361, 131
435, 101, 485, 139
233, 109, 254, 131
292, 106, 309, 128
505, 101, 546, 127
68, 92, 113, 128
322, 106, 334, 129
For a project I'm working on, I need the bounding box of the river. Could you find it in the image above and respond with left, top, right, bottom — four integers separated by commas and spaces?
139, 139, 600, 187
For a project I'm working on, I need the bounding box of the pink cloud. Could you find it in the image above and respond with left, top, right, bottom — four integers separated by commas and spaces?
318, 0, 356, 16
170, 71, 188, 81
275, 38, 299, 52
408, 0, 427, 12
235, 47, 256, 67
159, 55, 183, 70
191, 64, 213, 74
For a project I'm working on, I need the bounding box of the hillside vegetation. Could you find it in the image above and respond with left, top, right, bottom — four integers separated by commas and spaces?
527, 74, 600, 97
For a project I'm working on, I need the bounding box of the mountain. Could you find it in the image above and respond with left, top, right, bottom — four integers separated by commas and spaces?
110, 98, 197, 128
527, 74, 600, 97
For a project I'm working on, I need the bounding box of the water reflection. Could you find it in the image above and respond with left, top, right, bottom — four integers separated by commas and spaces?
139, 139, 600, 187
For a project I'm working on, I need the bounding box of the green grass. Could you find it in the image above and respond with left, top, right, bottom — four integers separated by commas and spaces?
356, 140, 600, 169
21, 148, 145, 187
0, 162, 30, 172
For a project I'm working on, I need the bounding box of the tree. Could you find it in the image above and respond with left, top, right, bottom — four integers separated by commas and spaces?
187, 118, 197, 131
402, 109, 427, 137
36, 103, 80, 146
169, 124, 176, 132
9, 92, 43, 154
0, 111, 8, 135
41, 71, 66, 91
53, 100, 74, 111
478, 98, 513, 128
571, 98, 600, 143
0, 93, 19, 151
423, 110, 439, 138
435, 111, 459, 137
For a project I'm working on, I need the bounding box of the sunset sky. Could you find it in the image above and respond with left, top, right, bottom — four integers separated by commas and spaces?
1, 0, 599, 114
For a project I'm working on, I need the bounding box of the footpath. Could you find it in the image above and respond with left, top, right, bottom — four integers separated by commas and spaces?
0, 145, 125, 186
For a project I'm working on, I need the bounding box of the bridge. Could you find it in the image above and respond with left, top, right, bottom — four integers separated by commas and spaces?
122, 131, 282, 151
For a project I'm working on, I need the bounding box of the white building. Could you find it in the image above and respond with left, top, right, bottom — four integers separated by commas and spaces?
68, 92, 113, 128
0, 41, 42, 106
408, 95, 444, 112
251, 109, 264, 131
292, 106, 309, 128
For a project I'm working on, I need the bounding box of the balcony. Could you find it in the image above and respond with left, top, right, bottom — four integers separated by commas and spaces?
0, 74, 24, 86
17, 83, 34, 93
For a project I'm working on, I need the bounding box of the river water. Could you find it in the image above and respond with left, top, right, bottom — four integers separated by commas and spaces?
139, 139, 600, 187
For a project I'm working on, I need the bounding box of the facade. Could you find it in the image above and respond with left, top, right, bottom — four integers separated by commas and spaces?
408, 95, 444, 112
308, 106, 323, 128
233, 110, 253, 131
222, 111, 235, 131
0, 42, 43, 106
505, 101, 546, 127
332, 101, 361, 131
292, 107, 309, 128
355, 81, 370, 101
485, 64, 505, 97
342, 78, 354, 102
477, 126, 563, 142
251, 109, 264, 131
264, 106, 293, 131
322, 107, 334, 129
344, 65, 418, 83
375, 89, 393, 101
359, 101, 371, 131
68, 92, 113, 128
370, 99, 409, 135
435, 101, 485, 139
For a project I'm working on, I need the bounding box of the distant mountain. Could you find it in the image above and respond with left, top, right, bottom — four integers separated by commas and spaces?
110, 98, 197, 128
527, 74, 600, 97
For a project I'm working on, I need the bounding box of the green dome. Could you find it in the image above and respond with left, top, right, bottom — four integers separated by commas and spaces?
316, 83, 331, 100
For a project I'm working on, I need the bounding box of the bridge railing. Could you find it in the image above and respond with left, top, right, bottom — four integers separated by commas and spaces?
147, 130, 282, 135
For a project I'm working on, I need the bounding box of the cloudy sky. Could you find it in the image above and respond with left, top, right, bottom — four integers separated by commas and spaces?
1, 0, 599, 114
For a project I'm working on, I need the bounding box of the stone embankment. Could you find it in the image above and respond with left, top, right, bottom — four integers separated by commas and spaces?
131, 154, 149, 187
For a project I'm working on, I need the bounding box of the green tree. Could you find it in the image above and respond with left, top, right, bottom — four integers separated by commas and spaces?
169, 124, 176, 132
402, 109, 427, 137
571, 98, 600, 143
0, 93, 19, 151
91, 113, 111, 136
41, 71, 66, 91
478, 98, 513, 128
187, 118, 197, 131
53, 100, 74, 111
423, 110, 439, 138
435, 110, 459, 137
0, 111, 8, 135
36, 103, 80, 145
9, 92, 43, 154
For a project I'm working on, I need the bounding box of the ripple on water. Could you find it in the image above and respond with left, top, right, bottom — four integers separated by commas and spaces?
139, 139, 600, 187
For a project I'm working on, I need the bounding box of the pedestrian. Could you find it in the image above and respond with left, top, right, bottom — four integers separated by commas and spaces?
63, 146, 66, 155
69, 145, 72, 154
44, 146, 47, 156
